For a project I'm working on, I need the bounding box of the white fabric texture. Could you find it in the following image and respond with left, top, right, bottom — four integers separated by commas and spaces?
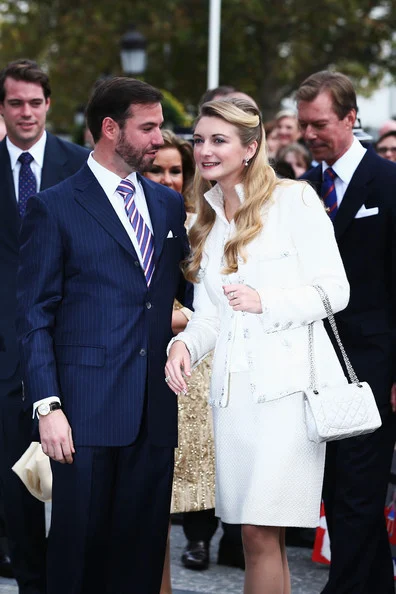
169, 180, 350, 526
214, 372, 325, 526
170, 181, 350, 407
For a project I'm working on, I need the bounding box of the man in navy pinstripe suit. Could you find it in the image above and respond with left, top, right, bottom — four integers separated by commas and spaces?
0, 59, 88, 594
16, 77, 192, 594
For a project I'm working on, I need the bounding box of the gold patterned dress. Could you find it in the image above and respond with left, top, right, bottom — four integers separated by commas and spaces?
170, 304, 215, 514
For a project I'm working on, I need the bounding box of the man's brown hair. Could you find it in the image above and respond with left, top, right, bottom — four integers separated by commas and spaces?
295, 70, 357, 120
0, 59, 51, 103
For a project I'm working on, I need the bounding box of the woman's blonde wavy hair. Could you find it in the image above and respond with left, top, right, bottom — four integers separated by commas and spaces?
185, 98, 280, 283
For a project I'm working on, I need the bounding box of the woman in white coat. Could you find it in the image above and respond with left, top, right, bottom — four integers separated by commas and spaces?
165, 98, 350, 594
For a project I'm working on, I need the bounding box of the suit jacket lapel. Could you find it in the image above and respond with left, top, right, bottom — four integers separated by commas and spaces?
40, 132, 68, 190
0, 140, 19, 240
304, 153, 376, 241
74, 165, 139, 259
333, 150, 375, 240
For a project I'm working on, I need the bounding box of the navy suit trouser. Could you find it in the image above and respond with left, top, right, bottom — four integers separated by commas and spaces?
321, 413, 395, 594
0, 376, 46, 594
48, 414, 174, 594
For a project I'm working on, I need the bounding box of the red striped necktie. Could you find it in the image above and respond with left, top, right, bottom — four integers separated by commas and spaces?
117, 179, 155, 285
321, 167, 338, 221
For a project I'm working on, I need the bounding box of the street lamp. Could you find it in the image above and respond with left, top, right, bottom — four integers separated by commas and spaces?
120, 24, 147, 75
74, 105, 85, 128
208, 0, 222, 89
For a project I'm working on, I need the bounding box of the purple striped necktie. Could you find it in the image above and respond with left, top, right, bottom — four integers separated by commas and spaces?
321, 167, 338, 221
117, 179, 155, 285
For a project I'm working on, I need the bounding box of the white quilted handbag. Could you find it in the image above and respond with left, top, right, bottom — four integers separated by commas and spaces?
304, 285, 382, 443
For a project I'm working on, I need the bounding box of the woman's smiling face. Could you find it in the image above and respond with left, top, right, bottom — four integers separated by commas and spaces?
144, 146, 184, 192
193, 116, 251, 187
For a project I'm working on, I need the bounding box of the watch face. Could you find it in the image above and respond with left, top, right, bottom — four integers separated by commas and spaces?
38, 403, 50, 416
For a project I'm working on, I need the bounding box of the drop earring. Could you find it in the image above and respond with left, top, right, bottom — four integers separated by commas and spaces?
244, 158, 250, 167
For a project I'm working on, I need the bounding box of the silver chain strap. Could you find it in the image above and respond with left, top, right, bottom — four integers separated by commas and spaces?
308, 285, 360, 390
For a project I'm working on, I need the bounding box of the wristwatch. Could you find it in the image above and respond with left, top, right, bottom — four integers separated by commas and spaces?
37, 402, 61, 416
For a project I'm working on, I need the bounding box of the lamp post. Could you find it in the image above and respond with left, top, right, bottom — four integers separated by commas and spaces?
207, 0, 221, 89
120, 24, 147, 75
74, 105, 85, 128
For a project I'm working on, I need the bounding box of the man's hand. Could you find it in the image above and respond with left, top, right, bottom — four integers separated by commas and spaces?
391, 383, 396, 413
223, 283, 263, 313
39, 410, 75, 464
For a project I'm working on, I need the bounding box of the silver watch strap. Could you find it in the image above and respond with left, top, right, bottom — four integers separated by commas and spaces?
308, 284, 360, 390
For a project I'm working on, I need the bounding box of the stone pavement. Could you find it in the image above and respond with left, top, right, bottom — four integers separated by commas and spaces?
0, 522, 330, 593
170, 524, 329, 594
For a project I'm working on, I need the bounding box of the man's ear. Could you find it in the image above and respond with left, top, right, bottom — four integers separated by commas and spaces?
102, 116, 119, 141
345, 109, 357, 130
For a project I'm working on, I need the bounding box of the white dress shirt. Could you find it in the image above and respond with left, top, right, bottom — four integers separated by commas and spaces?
322, 136, 366, 206
7, 131, 47, 199
87, 153, 153, 268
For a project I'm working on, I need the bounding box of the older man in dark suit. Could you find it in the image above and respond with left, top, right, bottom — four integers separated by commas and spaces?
0, 59, 88, 594
16, 76, 192, 594
297, 70, 396, 594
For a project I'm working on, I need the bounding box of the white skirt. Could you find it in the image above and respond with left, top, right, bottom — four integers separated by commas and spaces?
212, 372, 325, 527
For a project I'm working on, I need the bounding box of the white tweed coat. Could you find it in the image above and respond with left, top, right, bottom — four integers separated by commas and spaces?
170, 180, 350, 407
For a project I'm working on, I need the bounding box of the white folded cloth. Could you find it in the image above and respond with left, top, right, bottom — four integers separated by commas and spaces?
12, 442, 52, 502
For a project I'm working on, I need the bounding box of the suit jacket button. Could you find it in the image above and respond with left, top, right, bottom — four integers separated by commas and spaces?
139, 349, 146, 357
146, 302, 152, 309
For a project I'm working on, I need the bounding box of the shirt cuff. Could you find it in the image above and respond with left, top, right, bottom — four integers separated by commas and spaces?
32, 396, 61, 419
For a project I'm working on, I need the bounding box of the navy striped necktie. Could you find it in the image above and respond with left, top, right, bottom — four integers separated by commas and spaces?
321, 167, 338, 221
117, 179, 155, 285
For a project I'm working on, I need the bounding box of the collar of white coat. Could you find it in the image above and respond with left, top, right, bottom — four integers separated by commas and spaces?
204, 183, 245, 224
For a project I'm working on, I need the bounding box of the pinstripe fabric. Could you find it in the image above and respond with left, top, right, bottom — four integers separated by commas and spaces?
16, 166, 192, 447
0, 133, 89, 592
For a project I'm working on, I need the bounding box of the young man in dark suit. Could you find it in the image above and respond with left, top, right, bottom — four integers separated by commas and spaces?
16, 76, 192, 594
297, 70, 396, 594
0, 59, 88, 594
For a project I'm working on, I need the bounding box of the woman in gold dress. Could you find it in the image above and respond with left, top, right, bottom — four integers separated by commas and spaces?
144, 130, 216, 593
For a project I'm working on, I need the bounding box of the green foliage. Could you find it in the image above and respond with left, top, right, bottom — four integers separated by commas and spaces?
0, 0, 395, 127
161, 89, 193, 128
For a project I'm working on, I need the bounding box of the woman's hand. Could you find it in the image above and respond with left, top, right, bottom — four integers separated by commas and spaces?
165, 340, 192, 395
223, 283, 263, 314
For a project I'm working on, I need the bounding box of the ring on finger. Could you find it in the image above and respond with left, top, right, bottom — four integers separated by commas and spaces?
230, 291, 235, 298
165, 376, 171, 383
